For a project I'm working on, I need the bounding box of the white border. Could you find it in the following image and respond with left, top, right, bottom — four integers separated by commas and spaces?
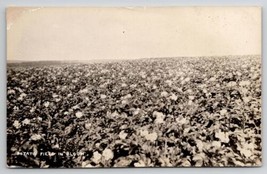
0, 0, 265, 173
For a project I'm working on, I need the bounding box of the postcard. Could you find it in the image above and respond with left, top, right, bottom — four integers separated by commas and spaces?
6, 7, 261, 168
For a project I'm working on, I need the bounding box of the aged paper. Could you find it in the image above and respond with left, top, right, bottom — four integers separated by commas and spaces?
7, 7, 261, 168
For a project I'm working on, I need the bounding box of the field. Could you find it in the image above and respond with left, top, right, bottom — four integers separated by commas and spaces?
7, 56, 262, 168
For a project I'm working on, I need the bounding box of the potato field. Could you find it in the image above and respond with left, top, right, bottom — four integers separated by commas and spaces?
7, 56, 261, 168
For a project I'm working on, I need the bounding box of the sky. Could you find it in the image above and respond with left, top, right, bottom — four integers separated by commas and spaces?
7, 7, 261, 61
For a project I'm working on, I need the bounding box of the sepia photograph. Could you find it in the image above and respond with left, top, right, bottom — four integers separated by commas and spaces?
6, 7, 261, 168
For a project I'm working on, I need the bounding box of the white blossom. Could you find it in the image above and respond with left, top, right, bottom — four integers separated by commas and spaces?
75, 111, 83, 118
220, 109, 227, 115
13, 120, 21, 129
169, 93, 178, 101
119, 131, 128, 140
154, 111, 165, 124
134, 160, 146, 167
102, 148, 114, 160
44, 101, 50, 108
121, 83, 127, 87
189, 96, 195, 100
92, 151, 102, 163
184, 77, 190, 82
160, 91, 168, 97
85, 123, 91, 129
100, 94, 107, 99
31, 134, 42, 141
144, 132, 158, 142
215, 131, 229, 143
22, 118, 30, 125
209, 77, 216, 81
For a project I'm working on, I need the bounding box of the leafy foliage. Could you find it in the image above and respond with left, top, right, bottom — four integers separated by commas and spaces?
7, 56, 261, 167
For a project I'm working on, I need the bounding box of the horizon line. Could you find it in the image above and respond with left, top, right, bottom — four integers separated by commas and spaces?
7, 54, 261, 63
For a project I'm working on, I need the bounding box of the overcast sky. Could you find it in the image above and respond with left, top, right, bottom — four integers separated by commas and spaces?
7, 7, 261, 61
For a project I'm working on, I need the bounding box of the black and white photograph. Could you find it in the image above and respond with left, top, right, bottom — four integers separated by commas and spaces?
6, 7, 262, 168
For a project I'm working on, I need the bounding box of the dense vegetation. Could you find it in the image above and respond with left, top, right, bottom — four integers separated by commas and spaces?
7, 56, 261, 168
